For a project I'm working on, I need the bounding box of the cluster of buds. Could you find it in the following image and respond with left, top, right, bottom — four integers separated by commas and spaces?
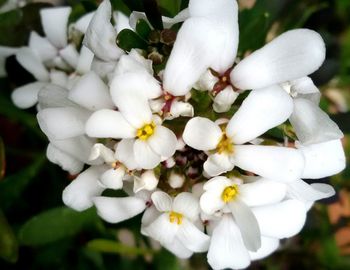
4, 0, 346, 269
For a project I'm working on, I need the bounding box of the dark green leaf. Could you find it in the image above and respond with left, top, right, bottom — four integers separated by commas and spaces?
0, 155, 46, 210
157, 0, 181, 17
117, 29, 148, 51
143, 0, 163, 30
136, 19, 152, 40
19, 207, 99, 246
0, 210, 18, 263
121, 0, 143, 11
87, 239, 153, 256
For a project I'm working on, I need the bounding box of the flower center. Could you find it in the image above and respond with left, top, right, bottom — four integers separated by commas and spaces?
137, 122, 156, 141
221, 185, 239, 203
169, 211, 183, 225
216, 133, 234, 154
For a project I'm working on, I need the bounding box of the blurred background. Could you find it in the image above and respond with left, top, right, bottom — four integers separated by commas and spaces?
0, 0, 349, 269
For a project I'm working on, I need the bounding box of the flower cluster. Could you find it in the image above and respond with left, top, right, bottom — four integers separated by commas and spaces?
5, 0, 346, 269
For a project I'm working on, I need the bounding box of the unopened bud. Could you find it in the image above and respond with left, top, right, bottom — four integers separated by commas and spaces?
169, 171, 185, 189
213, 86, 239, 113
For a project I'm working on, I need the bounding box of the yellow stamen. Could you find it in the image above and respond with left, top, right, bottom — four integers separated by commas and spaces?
136, 122, 156, 141
169, 211, 183, 225
221, 76, 228, 82
216, 133, 234, 154
221, 185, 239, 203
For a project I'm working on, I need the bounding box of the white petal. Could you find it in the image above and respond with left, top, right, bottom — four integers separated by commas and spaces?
204, 153, 235, 177
207, 215, 250, 270
28, 31, 57, 61
11, 82, 47, 109
50, 70, 68, 87
37, 84, 76, 109
141, 206, 160, 228
177, 218, 210, 252
62, 165, 107, 211
142, 213, 178, 244
252, 199, 307, 238
240, 179, 287, 207
69, 71, 115, 111
147, 125, 177, 158
231, 29, 326, 90
59, 44, 79, 68
234, 145, 305, 182
229, 200, 261, 252
16, 47, 49, 81
183, 117, 222, 151
173, 192, 200, 222
83, 0, 123, 61
249, 236, 279, 261
194, 69, 219, 91
74, 12, 95, 34
93, 196, 146, 223
162, 238, 193, 259
203, 176, 233, 192
290, 76, 320, 104
100, 167, 125, 190
200, 191, 225, 216
37, 107, 90, 140
134, 170, 159, 193
46, 143, 84, 175
227, 85, 293, 144
290, 98, 343, 145
76, 46, 94, 74
89, 143, 115, 163
133, 139, 161, 169
151, 191, 172, 212
91, 57, 116, 79
85, 109, 136, 139
168, 101, 194, 119
213, 86, 239, 113
299, 139, 345, 179
113, 11, 132, 33
114, 50, 153, 76
287, 179, 335, 202
40, 7, 71, 48
115, 139, 138, 170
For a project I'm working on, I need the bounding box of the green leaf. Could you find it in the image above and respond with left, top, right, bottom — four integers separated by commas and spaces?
157, 0, 181, 17
143, 0, 163, 30
117, 29, 148, 52
121, 0, 143, 11
0, 210, 18, 263
19, 207, 99, 246
154, 249, 182, 270
0, 155, 46, 210
0, 136, 5, 180
86, 239, 153, 256
136, 19, 152, 40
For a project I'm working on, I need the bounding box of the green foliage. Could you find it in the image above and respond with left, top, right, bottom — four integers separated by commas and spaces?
87, 239, 153, 256
0, 210, 18, 263
117, 29, 148, 51
136, 19, 152, 40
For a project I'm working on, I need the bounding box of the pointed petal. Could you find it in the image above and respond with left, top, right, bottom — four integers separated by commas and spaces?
177, 218, 210, 252
113, 11, 132, 33
133, 139, 161, 169
148, 126, 177, 158
234, 145, 305, 182
74, 12, 95, 34
290, 98, 343, 145
207, 215, 250, 270
62, 165, 107, 211
11, 82, 47, 109
227, 85, 293, 144
37, 107, 90, 140
83, 0, 123, 61
203, 153, 235, 177
28, 31, 57, 61
173, 192, 200, 221
252, 199, 307, 238
287, 179, 335, 202
151, 191, 173, 212
40, 7, 71, 48
249, 236, 279, 261
115, 139, 138, 170
16, 47, 49, 81
93, 196, 146, 223
100, 167, 125, 190
229, 200, 261, 252
85, 109, 136, 139
183, 117, 222, 151
76, 45, 94, 74
142, 213, 178, 244
240, 179, 287, 207
231, 29, 326, 90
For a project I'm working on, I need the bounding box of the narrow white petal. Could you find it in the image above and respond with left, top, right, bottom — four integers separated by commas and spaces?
74, 12, 95, 34
252, 199, 307, 238
207, 215, 250, 270
147, 125, 177, 158
183, 117, 222, 151
229, 200, 261, 252
16, 47, 49, 81
59, 44, 79, 68
290, 98, 343, 145
288, 179, 335, 202
177, 218, 210, 252
115, 139, 138, 170
37, 107, 90, 140
28, 31, 57, 61
93, 196, 146, 223
231, 29, 326, 90
204, 153, 235, 177
142, 213, 178, 244
227, 85, 293, 144
69, 71, 115, 111
133, 139, 161, 169
173, 192, 200, 222
100, 167, 125, 190
234, 145, 305, 182
47, 143, 84, 175
113, 11, 132, 33
76, 45, 94, 74
249, 236, 279, 261
40, 7, 71, 48
85, 109, 136, 139
62, 165, 107, 211
162, 238, 193, 259
11, 82, 47, 109
83, 0, 124, 61
151, 191, 172, 212
240, 179, 287, 207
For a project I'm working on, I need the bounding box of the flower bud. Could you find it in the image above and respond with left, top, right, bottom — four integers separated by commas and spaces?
168, 171, 185, 189
213, 86, 239, 113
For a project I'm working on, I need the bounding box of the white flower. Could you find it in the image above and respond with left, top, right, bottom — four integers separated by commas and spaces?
183, 85, 304, 180
142, 191, 210, 258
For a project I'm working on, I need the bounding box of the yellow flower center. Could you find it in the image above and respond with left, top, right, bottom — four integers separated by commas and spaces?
216, 133, 234, 154
136, 122, 156, 141
169, 211, 183, 225
221, 185, 239, 203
